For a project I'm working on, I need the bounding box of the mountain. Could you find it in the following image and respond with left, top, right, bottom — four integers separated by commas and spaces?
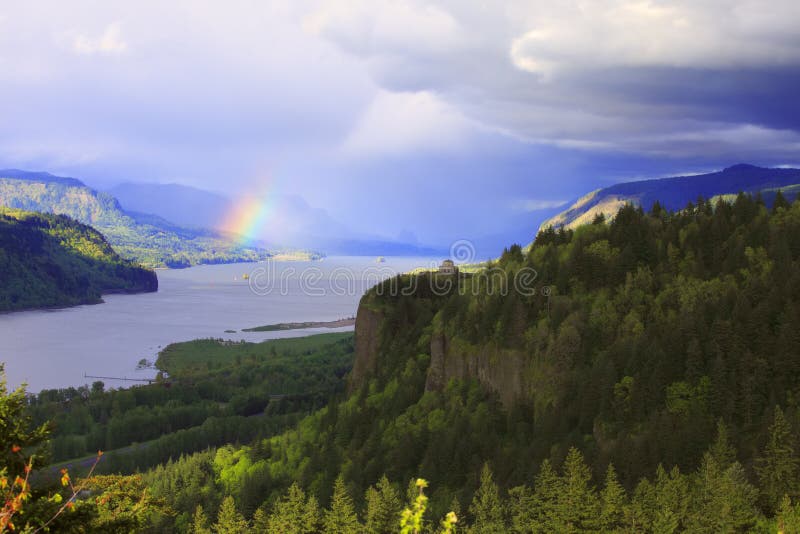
540, 163, 800, 231
0, 208, 157, 311
108, 182, 231, 229
107, 181, 446, 256
0, 170, 311, 268
0, 169, 85, 187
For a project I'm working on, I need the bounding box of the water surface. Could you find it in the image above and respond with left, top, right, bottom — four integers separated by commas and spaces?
0, 256, 437, 391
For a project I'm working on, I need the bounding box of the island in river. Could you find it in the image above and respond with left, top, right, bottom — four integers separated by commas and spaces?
241, 317, 356, 332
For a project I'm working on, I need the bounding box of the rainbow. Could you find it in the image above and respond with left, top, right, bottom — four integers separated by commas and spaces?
219, 180, 278, 244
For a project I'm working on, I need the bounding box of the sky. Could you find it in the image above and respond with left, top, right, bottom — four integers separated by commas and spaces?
1, 1, 800, 253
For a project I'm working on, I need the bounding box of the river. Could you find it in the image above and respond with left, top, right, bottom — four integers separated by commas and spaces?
0, 256, 438, 391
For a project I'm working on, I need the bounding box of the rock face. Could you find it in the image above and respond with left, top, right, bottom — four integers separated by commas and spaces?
426, 334, 527, 407
348, 304, 383, 393
349, 296, 532, 407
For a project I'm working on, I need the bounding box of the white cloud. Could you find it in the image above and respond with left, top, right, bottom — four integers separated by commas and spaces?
340, 89, 477, 157
305, 1, 466, 58
69, 22, 128, 56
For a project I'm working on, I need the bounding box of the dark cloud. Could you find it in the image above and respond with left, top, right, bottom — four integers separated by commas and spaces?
1, 1, 799, 254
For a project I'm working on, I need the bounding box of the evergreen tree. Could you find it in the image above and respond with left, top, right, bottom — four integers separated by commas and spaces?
304, 496, 321, 533
252, 507, 269, 532
192, 505, 212, 534
651, 465, 689, 534
267, 483, 313, 534
776, 495, 800, 534
508, 485, 535, 533
773, 190, 791, 213
323, 475, 361, 534
468, 463, 505, 533
708, 419, 736, 469
688, 452, 759, 532
757, 407, 799, 511
625, 478, 654, 532
365, 475, 403, 534
531, 459, 562, 533
599, 464, 626, 532
558, 448, 599, 533
214, 496, 249, 534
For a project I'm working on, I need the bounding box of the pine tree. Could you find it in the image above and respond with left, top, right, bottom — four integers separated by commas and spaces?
252, 507, 269, 532
304, 495, 321, 533
757, 407, 799, 511
214, 496, 249, 534
558, 448, 599, 533
508, 485, 535, 533
468, 463, 505, 533
625, 478, 654, 532
773, 190, 791, 213
191, 504, 212, 534
651, 465, 689, 534
268, 483, 311, 534
531, 459, 562, 533
777, 495, 800, 534
323, 475, 361, 534
688, 452, 759, 532
599, 464, 626, 532
708, 419, 736, 469
365, 475, 402, 534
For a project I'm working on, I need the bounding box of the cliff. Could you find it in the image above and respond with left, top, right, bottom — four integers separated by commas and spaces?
426, 333, 528, 407
348, 272, 560, 410
349, 304, 384, 392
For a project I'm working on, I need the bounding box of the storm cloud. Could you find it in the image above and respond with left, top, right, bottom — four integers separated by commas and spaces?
1, 1, 799, 252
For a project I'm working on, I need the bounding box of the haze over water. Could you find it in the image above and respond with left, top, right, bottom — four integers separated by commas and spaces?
0, 257, 436, 391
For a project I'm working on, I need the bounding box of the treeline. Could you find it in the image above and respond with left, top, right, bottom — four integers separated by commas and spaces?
143, 418, 800, 532
0, 208, 156, 310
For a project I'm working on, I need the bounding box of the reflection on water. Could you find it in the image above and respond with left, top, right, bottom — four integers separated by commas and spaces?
0, 256, 437, 391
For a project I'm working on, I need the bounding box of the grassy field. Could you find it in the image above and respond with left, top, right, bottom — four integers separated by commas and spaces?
156, 332, 353, 377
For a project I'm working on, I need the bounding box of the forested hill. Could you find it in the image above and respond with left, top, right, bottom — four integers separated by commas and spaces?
541, 163, 800, 231
0, 208, 157, 311
22, 193, 800, 531
0, 170, 309, 268
244, 192, 800, 520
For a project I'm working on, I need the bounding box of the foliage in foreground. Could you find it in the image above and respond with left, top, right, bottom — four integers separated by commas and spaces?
0, 366, 167, 533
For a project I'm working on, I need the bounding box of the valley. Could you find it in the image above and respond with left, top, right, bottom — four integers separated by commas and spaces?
0, 170, 320, 269
9, 185, 800, 531
5, 4, 800, 530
